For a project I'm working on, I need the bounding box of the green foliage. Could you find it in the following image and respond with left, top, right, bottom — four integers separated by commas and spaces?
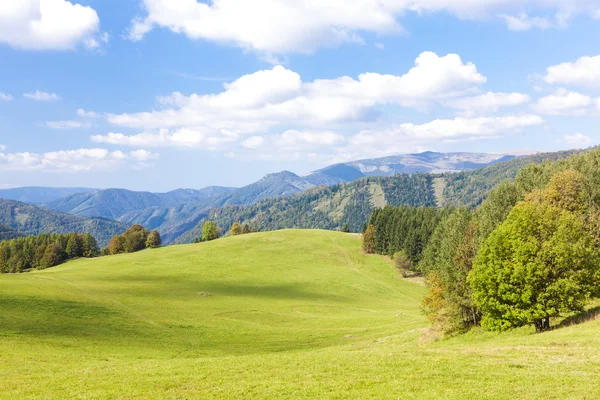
201, 221, 220, 242
362, 224, 376, 254
393, 251, 413, 276
368, 206, 449, 264
108, 235, 125, 255
66, 233, 83, 258
420, 209, 479, 334
474, 180, 522, 245
0, 232, 99, 273
82, 233, 99, 258
341, 223, 350, 233
230, 222, 242, 236
242, 223, 251, 234
470, 202, 599, 332
145, 230, 162, 248
108, 225, 153, 255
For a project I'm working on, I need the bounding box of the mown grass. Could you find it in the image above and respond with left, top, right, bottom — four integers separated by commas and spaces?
0, 229, 599, 399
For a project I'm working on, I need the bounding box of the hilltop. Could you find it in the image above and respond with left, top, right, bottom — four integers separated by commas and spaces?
0, 230, 598, 399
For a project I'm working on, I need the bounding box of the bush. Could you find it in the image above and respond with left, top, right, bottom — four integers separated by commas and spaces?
393, 251, 413, 277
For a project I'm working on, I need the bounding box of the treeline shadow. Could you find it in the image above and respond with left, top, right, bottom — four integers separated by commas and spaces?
555, 306, 600, 330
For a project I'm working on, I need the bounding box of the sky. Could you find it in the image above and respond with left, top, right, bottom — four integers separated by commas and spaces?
1, 0, 600, 192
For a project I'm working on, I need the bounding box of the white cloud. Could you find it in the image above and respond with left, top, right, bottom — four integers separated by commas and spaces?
563, 133, 593, 147
0, 145, 6, 152
99, 52, 485, 146
543, 55, 600, 89
129, 0, 598, 54
46, 120, 91, 129
91, 129, 240, 150
533, 89, 599, 116
375, 42, 385, 50
76, 109, 101, 118
499, 13, 552, 31
0, 0, 102, 50
277, 130, 346, 147
350, 114, 543, 143
0, 148, 159, 172
444, 92, 531, 115
24, 90, 60, 101
0, 92, 13, 102
242, 136, 265, 149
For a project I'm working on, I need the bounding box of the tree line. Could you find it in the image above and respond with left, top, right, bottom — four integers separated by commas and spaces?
364, 147, 600, 335
0, 232, 99, 273
107, 225, 161, 255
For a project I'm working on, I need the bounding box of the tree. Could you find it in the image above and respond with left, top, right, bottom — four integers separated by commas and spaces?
40, 243, 63, 270
108, 235, 125, 255
242, 224, 251, 234
231, 222, 242, 236
341, 223, 350, 233
65, 234, 82, 258
362, 224, 376, 254
145, 230, 161, 248
420, 209, 479, 334
82, 233, 98, 258
123, 231, 147, 253
393, 251, 413, 276
202, 221, 220, 242
469, 201, 599, 332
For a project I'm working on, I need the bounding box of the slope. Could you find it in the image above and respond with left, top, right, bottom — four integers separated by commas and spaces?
0, 230, 598, 399
0, 198, 128, 246
0, 186, 96, 204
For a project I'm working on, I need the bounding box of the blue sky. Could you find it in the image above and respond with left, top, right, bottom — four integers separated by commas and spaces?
1, 0, 600, 192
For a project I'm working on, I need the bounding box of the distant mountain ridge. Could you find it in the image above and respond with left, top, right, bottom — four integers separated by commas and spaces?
1, 151, 536, 245
305, 152, 517, 185
0, 187, 97, 204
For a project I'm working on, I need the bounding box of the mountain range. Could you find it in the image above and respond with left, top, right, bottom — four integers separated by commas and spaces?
0, 151, 564, 245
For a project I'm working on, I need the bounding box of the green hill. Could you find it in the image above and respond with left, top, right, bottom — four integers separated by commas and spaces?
0, 230, 599, 399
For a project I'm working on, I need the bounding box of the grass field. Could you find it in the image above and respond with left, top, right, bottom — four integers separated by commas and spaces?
1, 230, 599, 399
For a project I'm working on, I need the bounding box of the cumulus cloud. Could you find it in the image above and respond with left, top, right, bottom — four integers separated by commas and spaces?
24, 90, 60, 101
543, 55, 600, 89
533, 89, 600, 116
76, 109, 101, 118
96, 52, 486, 150
0, 92, 13, 102
0, 0, 102, 50
348, 114, 543, 147
90, 52, 551, 161
563, 133, 593, 147
129, 0, 598, 54
0, 148, 159, 172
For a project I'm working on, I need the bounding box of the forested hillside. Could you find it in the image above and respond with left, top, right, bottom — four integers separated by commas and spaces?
366, 147, 600, 335
176, 150, 577, 243
0, 199, 128, 246
0, 224, 24, 241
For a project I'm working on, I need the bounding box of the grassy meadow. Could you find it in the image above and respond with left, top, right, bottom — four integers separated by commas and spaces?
0, 230, 599, 399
